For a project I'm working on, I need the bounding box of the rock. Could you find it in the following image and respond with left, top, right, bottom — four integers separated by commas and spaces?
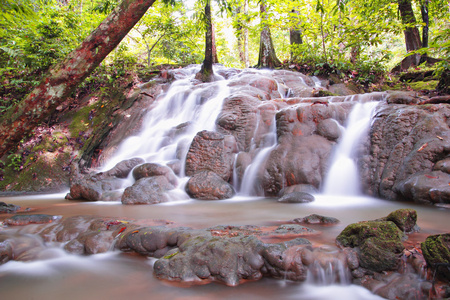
0, 202, 20, 214
132, 163, 178, 186
103, 157, 145, 178
4, 214, 62, 226
395, 171, 450, 205
293, 214, 340, 225
365, 104, 450, 202
385, 91, 420, 105
122, 176, 175, 205
68, 176, 124, 201
421, 233, 450, 281
279, 184, 319, 196
185, 130, 236, 181
278, 192, 315, 203
316, 118, 342, 141
336, 221, 404, 272
185, 171, 235, 200
328, 83, 358, 96
385, 209, 418, 233
433, 157, 450, 173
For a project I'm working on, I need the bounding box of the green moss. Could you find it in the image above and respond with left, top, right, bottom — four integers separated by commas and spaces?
421, 233, 450, 281
408, 80, 438, 91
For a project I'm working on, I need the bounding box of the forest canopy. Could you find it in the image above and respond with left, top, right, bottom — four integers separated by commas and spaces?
0, 0, 449, 102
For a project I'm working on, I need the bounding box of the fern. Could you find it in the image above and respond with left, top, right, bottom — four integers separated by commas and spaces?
0, 46, 19, 58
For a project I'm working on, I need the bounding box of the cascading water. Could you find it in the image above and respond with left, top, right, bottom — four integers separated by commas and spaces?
322, 101, 379, 196
239, 114, 277, 196
101, 65, 230, 174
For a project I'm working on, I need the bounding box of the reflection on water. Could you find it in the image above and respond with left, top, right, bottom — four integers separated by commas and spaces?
0, 194, 449, 299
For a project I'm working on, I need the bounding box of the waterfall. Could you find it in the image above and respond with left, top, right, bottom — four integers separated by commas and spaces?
322, 101, 379, 195
101, 66, 230, 172
239, 114, 277, 196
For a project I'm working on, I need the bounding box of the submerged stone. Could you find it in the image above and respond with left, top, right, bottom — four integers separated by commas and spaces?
4, 214, 62, 226
278, 192, 315, 203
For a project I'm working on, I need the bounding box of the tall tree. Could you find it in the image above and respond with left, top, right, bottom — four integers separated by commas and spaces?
0, 0, 157, 159
289, 8, 302, 61
398, 0, 421, 51
256, 1, 281, 68
196, 0, 215, 82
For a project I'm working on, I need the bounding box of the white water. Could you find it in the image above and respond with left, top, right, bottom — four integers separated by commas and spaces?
322, 101, 379, 196
240, 114, 277, 196
102, 65, 229, 172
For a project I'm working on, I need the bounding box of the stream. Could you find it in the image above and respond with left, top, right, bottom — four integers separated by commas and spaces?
1, 65, 449, 299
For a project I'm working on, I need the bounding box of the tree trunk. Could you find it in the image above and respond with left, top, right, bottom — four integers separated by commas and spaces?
212, 22, 219, 64
243, 0, 249, 68
196, 0, 214, 82
256, 2, 281, 69
0, 0, 156, 159
289, 9, 302, 61
398, 0, 421, 67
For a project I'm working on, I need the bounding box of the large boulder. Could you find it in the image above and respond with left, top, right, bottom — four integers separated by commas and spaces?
364, 104, 450, 203
67, 157, 144, 201
185, 131, 236, 181
336, 221, 404, 272
121, 176, 175, 205
278, 192, 315, 203
185, 171, 235, 200
132, 163, 178, 186
421, 233, 450, 281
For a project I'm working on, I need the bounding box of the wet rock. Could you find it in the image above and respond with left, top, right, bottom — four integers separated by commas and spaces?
336, 221, 404, 272
4, 214, 62, 226
433, 157, 450, 173
154, 235, 266, 286
67, 175, 124, 201
278, 192, 315, 203
421, 233, 450, 281
272, 224, 316, 238
216, 92, 261, 151
279, 184, 319, 196
64, 230, 114, 255
0, 202, 20, 214
384, 208, 418, 233
316, 118, 342, 141
66, 158, 145, 201
365, 104, 450, 202
263, 135, 333, 195
132, 163, 178, 186
385, 91, 420, 105
103, 157, 145, 178
185, 130, 236, 181
292, 214, 340, 225
185, 171, 235, 200
394, 171, 450, 205
122, 176, 175, 205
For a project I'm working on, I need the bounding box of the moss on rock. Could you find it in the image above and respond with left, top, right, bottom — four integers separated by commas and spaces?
421, 233, 450, 281
336, 221, 404, 272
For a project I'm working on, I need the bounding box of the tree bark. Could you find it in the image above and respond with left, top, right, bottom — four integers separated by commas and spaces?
398, 0, 421, 51
0, 0, 156, 159
256, 2, 281, 69
197, 0, 214, 82
243, 0, 249, 68
289, 9, 302, 61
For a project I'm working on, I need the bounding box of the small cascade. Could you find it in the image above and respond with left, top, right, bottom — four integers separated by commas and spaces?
102, 65, 230, 173
322, 101, 379, 196
305, 248, 352, 285
239, 114, 277, 196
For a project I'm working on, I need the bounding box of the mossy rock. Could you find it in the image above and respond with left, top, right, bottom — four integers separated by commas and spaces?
385, 208, 418, 233
421, 233, 450, 281
336, 221, 404, 272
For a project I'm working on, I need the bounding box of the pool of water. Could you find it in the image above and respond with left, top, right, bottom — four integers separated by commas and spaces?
0, 193, 448, 300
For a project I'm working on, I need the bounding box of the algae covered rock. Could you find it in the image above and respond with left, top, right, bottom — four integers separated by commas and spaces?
385, 208, 418, 233
336, 221, 404, 272
421, 233, 450, 281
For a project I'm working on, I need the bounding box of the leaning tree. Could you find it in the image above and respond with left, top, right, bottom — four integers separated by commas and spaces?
0, 0, 158, 158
